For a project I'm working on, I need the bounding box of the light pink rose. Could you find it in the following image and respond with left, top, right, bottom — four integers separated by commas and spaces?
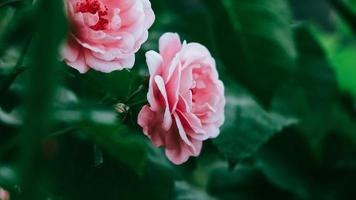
62, 0, 155, 73
0, 188, 9, 200
138, 33, 225, 164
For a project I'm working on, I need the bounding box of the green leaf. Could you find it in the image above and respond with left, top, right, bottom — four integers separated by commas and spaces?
315, 27, 356, 97
256, 130, 356, 200
204, 0, 297, 102
256, 132, 313, 199
46, 129, 174, 200
0, 107, 21, 126
213, 79, 297, 165
330, 45, 356, 97
65, 69, 145, 104
174, 181, 215, 200
346, 0, 356, 12
208, 164, 295, 200
0, 0, 22, 8
0, 7, 34, 55
82, 122, 148, 176
271, 27, 356, 155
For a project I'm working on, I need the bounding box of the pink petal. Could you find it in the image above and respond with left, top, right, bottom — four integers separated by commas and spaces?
137, 105, 165, 147
61, 39, 80, 62
164, 133, 191, 165
84, 50, 125, 72
154, 75, 172, 130
173, 113, 193, 148
159, 33, 182, 66
146, 51, 163, 111
146, 50, 162, 75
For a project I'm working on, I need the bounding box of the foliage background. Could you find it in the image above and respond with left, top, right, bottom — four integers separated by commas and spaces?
0, 0, 356, 199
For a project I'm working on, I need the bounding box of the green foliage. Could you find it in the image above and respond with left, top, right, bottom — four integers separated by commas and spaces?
214, 78, 297, 166
204, 0, 297, 103
83, 122, 149, 176
0, 0, 356, 200
271, 27, 356, 154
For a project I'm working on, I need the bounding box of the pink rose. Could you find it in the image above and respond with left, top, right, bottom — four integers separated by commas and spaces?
62, 0, 155, 73
0, 188, 9, 200
138, 33, 225, 164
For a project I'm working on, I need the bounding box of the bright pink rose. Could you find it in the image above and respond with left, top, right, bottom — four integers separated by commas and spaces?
0, 188, 9, 200
62, 0, 155, 73
138, 33, 225, 164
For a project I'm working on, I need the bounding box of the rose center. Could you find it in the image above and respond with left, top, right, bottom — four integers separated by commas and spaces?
77, 0, 109, 30
190, 68, 210, 104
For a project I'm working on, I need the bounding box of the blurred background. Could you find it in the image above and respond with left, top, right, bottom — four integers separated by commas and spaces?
0, 0, 356, 199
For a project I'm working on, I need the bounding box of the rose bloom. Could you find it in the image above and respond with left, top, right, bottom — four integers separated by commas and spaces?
62, 0, 155, 73
0, 188, 9, 200
138, 33, 225, 164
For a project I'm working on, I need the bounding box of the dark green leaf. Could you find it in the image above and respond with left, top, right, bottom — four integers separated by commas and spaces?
82, 122, 149, 176
213, 79, 297, 165
256, 131, 313, 199
204, 0, 297, 103
174, 181, 215, 200
271, 27, 356, 154
0, 0, 22, 8
208, 164, 295, 200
